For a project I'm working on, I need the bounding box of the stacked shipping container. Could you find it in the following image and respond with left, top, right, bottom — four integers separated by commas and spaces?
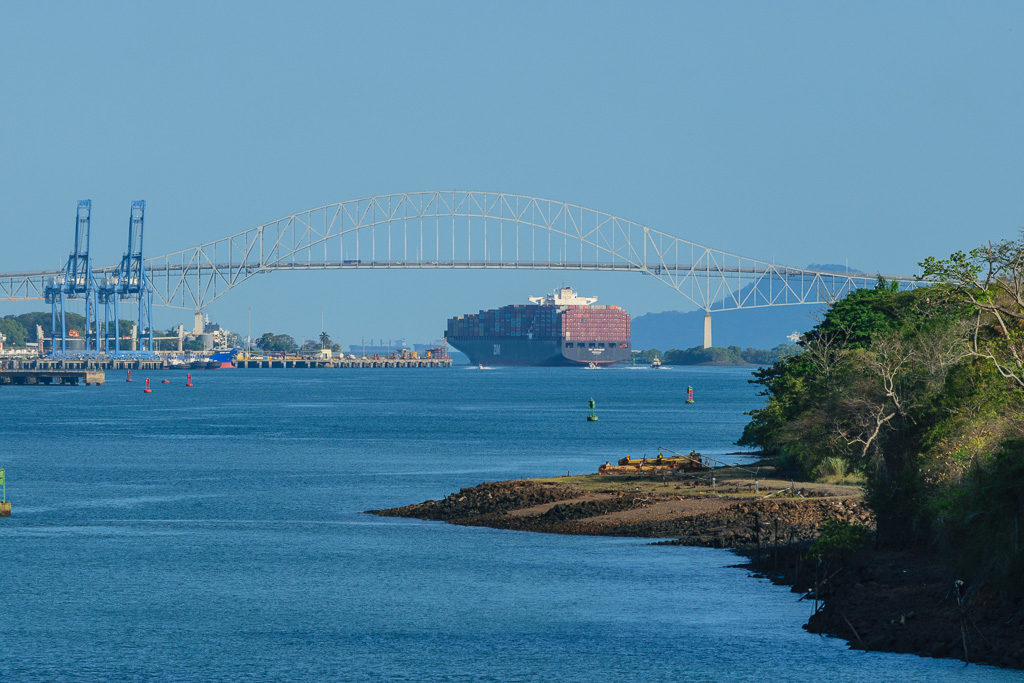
445, 290, 631, 366
561, 305, 630, 345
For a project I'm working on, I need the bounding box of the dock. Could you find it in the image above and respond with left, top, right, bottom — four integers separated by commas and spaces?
0, 354, 451, 375
0, 368, 105, 386
234, 357, 451, 369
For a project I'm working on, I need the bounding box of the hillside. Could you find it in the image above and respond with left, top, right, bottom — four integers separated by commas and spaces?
631, 264, 861, 350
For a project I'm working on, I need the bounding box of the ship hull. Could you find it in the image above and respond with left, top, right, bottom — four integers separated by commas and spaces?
447, 337, 630, 366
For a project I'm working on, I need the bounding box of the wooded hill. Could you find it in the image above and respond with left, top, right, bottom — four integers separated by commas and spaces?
739, 234, 1024, 595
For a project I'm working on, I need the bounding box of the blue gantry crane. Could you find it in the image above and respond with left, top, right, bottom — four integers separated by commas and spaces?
45, 199, 157, 358
101, 200, 154, 355
44, 200, 99, 356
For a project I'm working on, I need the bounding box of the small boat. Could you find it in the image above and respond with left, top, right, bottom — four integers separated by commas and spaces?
586, 362, 598, 369
651, 358, 662, 368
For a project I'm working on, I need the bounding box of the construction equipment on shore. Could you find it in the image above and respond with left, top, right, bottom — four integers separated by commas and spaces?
598, 449, 704, 475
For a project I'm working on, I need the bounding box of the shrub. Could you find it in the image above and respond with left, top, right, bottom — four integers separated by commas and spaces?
817, 457, 848, 480
807, 520, 873, 561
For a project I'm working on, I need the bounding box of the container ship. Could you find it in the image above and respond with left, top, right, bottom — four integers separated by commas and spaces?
445, 287, 631, 366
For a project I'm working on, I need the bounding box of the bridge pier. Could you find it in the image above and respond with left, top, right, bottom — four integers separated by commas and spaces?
703, 313, 712, 349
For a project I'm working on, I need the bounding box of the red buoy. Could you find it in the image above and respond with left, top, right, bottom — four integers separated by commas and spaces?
186, 373, 193, 387
126, 369, 133, 383
144, 378, 152, 393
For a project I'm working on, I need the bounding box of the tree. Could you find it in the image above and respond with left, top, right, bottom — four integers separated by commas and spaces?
0, 317, 28, 346
920, 232, 1024, 389
632, 349, 662, 364
256, 333, 276, 351
255, 332, 298, 353
319, 331, 333, 349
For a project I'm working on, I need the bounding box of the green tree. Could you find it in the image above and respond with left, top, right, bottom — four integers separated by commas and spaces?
0, 317, 28, 346
920, 231, 1024, 390
741, 344, 801, 365
632, 349, 662, 364
255, 332, 298, 353
256, 333, 276, 351
664, 346, 743, 365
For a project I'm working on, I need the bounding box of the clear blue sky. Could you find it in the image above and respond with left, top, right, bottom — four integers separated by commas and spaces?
2, 2, 1022, 346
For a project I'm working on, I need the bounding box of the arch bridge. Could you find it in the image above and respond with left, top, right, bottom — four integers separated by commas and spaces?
0, 191, 922, 346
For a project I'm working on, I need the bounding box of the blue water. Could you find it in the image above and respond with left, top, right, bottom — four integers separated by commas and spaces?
0, 366, 1015, 681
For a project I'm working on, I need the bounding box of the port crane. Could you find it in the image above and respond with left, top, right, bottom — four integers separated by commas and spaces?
99, 200, 154, 354
44, 200, 99, 356
44, 200, 157, 358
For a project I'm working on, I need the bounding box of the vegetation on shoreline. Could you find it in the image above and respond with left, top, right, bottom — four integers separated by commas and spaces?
633, 343, 800, 366
737, 232, 1024, 596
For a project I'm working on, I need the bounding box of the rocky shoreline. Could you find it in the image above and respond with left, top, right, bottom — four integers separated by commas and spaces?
368, 468, 1023, 670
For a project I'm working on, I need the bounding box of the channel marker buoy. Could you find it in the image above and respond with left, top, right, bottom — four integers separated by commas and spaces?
144, 378, 152, 393
0, 467, 10, 517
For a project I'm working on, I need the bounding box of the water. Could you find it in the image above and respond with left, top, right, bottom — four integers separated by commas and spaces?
0, 366, 1015, 681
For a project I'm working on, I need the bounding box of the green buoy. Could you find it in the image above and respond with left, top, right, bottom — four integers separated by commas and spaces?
0, 468, 9, 517
587, 397, 598, 422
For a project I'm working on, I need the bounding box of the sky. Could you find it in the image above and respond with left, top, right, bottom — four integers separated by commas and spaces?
1, 2, 1022, 347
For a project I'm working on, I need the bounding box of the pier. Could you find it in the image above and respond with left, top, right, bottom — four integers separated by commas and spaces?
1, 357, 162, 371
0, 354, 451, 377
234, 357, 451, 369
0, 368, 105, 386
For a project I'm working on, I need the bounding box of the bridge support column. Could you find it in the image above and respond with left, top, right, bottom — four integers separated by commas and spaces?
703, 313, 712, 349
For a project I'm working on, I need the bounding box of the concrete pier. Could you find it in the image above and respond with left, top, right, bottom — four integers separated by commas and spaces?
234, 357, 452, 369
0, 368, 105, 386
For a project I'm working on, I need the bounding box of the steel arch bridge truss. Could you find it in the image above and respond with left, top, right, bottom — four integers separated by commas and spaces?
1, 191, 921, 311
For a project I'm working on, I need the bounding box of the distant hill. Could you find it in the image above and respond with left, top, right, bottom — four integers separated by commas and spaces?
631, 306, 823, 350
631, 263, 865, 350
805, 263, 864, 274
